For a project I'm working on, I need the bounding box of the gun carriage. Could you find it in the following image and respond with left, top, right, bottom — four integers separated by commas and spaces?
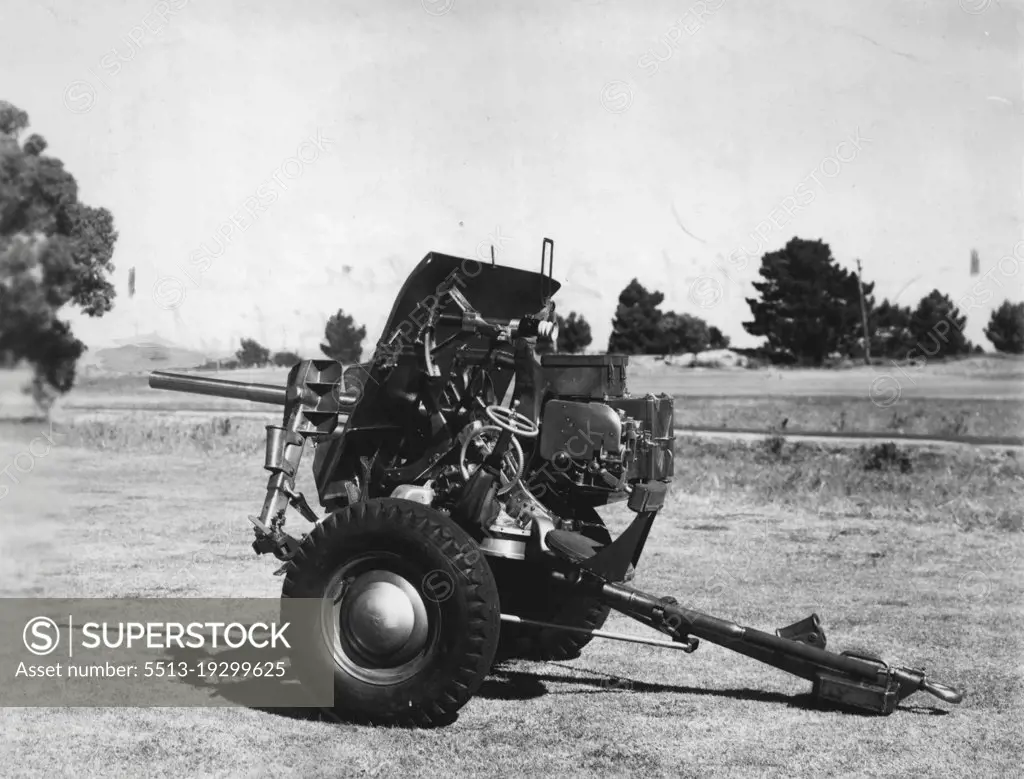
149, 240, 963, 725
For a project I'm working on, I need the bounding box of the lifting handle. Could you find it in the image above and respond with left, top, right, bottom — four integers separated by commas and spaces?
541, 237, 554, 280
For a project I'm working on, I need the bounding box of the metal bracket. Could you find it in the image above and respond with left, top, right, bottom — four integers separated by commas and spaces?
652, 596, 700, 652
285, 487, 321, 524
776, 614, 827, 649
578, 506, 659, 581
248, 516, 301, 560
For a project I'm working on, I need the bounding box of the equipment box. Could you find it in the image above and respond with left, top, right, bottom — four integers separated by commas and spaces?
541, 353, 629, 399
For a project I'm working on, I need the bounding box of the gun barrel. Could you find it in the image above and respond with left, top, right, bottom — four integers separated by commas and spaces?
149, 371, 288, 406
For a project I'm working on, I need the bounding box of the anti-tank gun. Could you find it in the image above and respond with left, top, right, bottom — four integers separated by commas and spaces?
149, 239, 963, 726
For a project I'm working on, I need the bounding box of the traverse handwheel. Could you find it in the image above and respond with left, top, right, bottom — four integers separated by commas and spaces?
484, 404, 539, 438
458, 425, 525, 496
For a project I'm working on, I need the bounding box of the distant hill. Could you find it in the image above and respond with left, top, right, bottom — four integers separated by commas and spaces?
87, 333, 208, 374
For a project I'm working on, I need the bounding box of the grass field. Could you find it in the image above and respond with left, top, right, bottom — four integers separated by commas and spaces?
0, 415, 1021, 778
672, 396, 1024, 439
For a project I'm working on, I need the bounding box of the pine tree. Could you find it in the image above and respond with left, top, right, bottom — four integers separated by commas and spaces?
743, 238, 872, 364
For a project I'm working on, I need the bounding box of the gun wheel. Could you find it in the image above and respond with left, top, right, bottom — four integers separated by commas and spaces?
492, 506, 613, 662
281, 498, 500, 727
493, 562, 612, 662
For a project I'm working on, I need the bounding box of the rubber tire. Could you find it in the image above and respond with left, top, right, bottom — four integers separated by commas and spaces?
492, 558, 612, 662
281, 498, 500, 727
494, 505, 613, 662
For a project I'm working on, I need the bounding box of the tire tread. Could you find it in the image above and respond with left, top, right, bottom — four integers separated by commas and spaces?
282, 498, 499, 727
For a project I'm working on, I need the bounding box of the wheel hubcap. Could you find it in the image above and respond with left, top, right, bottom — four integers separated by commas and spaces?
325, 561, 435, 684
345, 578, 419, 657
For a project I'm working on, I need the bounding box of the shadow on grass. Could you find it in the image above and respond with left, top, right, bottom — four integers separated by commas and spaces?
162, 640, 461, 729
482, 663, 795, 707
481, 661, 950, 717
162, 641, 344, 724
159, 640, 948, 727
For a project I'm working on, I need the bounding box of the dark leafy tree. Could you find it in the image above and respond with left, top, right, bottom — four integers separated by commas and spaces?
743, 238, 873, 365
320, 309, 366, 363
272, 350, 302, 367
658, 311, 710, 354
537, 311, 592, 356
984, 300, 1024, 354
608, 279, 667, 354
236, 338, 270, 367
556, 311, 592, 354
907, 290, 971, 359
870, 299, 914, 358
708, 326, 731, 350
0, 100, 118, 409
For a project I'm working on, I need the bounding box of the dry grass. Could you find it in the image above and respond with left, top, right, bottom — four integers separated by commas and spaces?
56, 414, 267, 455
673, 436, 1024, 532
672, 396, 1024, 440
32, 415, 1024, 532
0, 415, 1022, 776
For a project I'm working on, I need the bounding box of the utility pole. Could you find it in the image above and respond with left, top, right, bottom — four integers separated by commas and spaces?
855, 258, 871, 364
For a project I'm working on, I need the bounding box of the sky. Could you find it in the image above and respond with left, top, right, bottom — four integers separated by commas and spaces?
1, 0, 1021, 356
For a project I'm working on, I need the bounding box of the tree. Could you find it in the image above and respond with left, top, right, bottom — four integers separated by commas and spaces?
708, 326, 731, 350
984, 300, 1024, 354
537, 311, 592, 356
658, 311, 710, 353
0, 101, 118, 409
556, 312, 592, 353
608, 279, 667, 354
320, 309, 366, 363
272, 350, 302, 367
743, 237, 872, 365
236, 338, 270, 367
870, 299, 914, 358
907, 290, 971, 359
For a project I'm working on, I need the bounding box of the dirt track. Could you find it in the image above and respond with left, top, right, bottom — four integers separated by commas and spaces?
674, 428, 1024, 449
